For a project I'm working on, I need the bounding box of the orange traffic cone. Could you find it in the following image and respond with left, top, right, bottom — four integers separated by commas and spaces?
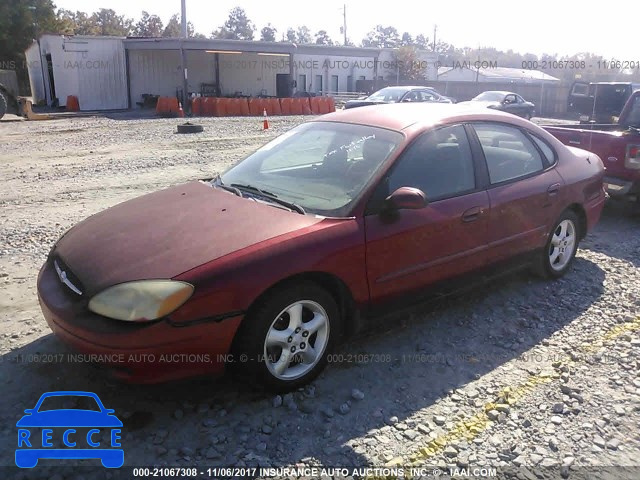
263, 108, 269, 130
178, 102, 185, 118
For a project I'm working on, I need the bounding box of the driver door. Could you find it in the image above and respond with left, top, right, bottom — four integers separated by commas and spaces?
364, 124, 491, 306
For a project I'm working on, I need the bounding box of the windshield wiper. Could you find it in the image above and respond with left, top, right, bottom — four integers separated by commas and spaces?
230, 183, 306, 215
211, 174, 243, 197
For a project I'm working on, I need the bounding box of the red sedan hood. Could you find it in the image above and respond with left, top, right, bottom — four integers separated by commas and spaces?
54, 181, 323, 294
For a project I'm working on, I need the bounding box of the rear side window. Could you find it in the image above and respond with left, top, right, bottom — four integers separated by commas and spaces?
530, 135, 556, 165
473, 123, 544, 184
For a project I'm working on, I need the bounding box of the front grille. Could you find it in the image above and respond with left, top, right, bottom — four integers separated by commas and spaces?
51, 255, 85, 296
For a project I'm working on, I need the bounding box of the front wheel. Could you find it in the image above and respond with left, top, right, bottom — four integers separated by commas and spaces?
534, 210, 580, 278
232, 282, 339, 391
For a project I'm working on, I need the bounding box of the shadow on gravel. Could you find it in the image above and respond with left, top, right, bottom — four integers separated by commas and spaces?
580, 200, 640, 267
0, 257, 605, 476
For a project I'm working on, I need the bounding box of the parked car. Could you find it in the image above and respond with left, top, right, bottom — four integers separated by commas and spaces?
543, 89, 640, 208
567, 81, 639, 123
344, 86, 454, 109
461, 91, 536, 119
38, 103, 605, 391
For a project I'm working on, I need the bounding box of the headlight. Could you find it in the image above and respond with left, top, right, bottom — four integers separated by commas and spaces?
88, 280, 194, 322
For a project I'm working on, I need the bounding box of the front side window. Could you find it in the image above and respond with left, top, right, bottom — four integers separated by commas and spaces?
473, 123, 544, 184
382, 124, 476, 202
220, 122, 403, 216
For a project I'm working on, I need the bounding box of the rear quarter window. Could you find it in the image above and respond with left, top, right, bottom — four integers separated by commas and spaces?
530, 135, 557, 166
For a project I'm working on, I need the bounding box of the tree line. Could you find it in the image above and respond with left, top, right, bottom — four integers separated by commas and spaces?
1, 1, 637, 94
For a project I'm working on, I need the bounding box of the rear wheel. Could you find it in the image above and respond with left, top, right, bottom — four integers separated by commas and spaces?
534, 210, 580, 278
232, 282, 339, 391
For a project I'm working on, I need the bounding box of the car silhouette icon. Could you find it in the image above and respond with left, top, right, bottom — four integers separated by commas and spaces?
16, 391, 123, 468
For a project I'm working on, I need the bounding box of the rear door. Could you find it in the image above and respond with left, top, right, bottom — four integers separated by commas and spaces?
364, 124, 491, 306
469, 122, 565, 263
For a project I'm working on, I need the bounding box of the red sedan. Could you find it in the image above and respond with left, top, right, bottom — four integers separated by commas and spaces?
38, 104, 606, 391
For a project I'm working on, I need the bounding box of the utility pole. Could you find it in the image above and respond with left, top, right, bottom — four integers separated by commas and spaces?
342, 4, 347, 46
181, 0, 188, 38
432, 24, 437, 52
180, 0, 189, 113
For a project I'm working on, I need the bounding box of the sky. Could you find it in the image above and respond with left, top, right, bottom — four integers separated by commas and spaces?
54, 0, 635, 60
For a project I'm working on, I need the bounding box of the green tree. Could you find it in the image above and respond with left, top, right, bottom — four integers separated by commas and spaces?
134, 11, 164, 37
57, 9, 98, 35
212, 7, 255, 40
90, 8, 133, 36
415, 34, 429, 50
362, 25, 400, 48
296, 26, 311, 44
0, 0, 62, 93
260, 24, 277, 42
392, 46, 426, 82
285, 28, 297, 43
400, 32, 413, 46
163, 14, 195, 38
314, 30, 333, 45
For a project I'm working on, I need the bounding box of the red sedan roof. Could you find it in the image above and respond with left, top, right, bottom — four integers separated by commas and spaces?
318, 102, 523, 131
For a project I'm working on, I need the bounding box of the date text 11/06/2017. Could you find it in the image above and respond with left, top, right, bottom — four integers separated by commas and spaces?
132, 466, 498, 478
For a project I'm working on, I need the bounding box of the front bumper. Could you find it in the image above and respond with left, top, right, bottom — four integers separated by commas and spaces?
37, 260, 243, 383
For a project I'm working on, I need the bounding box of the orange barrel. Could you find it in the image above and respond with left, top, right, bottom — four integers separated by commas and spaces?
192, 97, 202, 116
300, 97, 312, 115
155, 96, 164, 115
309, 96, 321, 114
248, 98, 261, 116
166, 97, 179, 115
66, 95, 79, 111
289, 98, 303, 115
326, 96, 336, 112
238, 98, 250, 116
214, 98, 229, 116
269, 98, 282, 115
280, 98, 292, 115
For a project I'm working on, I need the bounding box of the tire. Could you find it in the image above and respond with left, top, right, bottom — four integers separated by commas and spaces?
232, 282, 339, 391
533, 210, 580, 279
176, 122, 204, 134
0, 90, 7, 120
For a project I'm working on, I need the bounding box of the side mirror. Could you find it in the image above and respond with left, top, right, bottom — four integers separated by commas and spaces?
385, 187, 427, 210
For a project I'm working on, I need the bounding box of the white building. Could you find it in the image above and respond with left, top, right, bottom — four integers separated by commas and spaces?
437, 66, 559, 84
25, 35, 438, 110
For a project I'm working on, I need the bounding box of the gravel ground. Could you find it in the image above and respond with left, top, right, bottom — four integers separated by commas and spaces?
0, 114, 638, 480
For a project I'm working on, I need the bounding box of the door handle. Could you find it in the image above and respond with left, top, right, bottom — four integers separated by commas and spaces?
462, 206, 484, 223
568, 140, 581, 145
547, 183, 561, 196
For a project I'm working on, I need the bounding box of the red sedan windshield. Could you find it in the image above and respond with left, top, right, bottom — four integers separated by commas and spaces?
220, 122, 403, 216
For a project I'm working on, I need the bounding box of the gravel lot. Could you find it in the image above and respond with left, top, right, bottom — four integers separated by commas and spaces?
0, 114, 638, 480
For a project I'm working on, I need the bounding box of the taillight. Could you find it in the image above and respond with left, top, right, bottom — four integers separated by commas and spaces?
626, 144, 640, 169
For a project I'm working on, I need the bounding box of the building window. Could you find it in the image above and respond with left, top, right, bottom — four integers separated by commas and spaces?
298, 74, 307, 92
315, 74, 323, 93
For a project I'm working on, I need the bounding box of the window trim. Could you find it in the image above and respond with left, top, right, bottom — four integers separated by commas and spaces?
467, 121, 549, 188
364, 123, 481, 215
